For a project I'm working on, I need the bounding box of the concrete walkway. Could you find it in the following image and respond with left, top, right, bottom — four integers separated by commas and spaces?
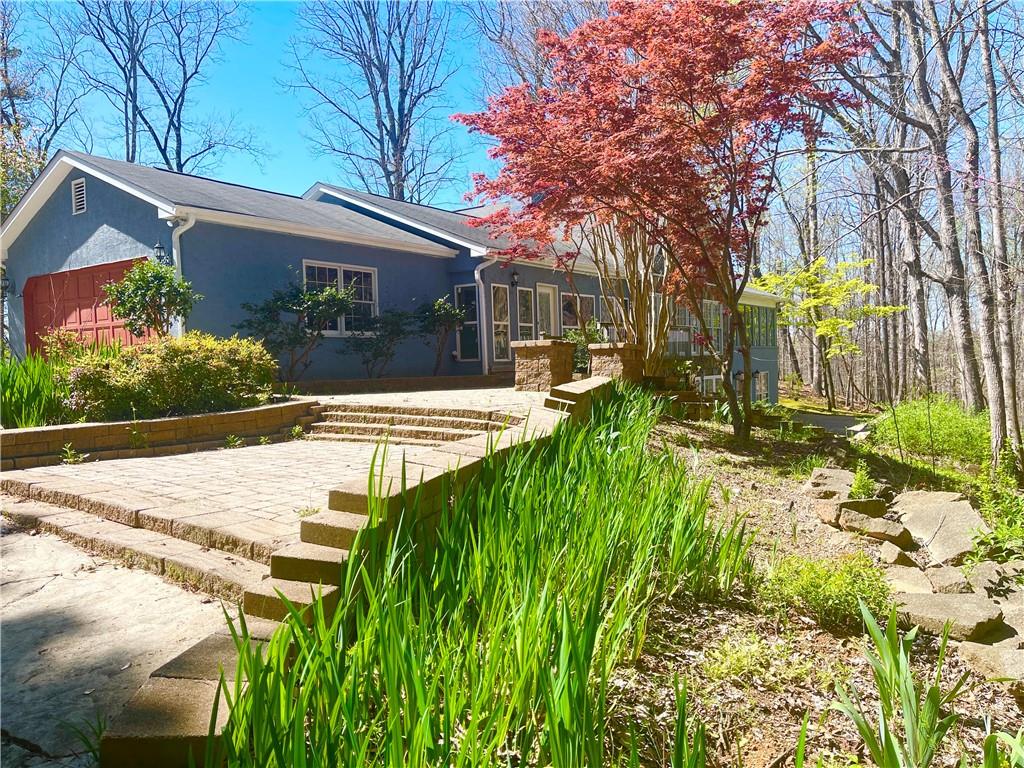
790, 409, 863, 435
1, 522, 233, 767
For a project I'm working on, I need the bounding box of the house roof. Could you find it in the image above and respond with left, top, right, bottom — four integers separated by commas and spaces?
1, 151, 456, 257
307, 183, 504, 253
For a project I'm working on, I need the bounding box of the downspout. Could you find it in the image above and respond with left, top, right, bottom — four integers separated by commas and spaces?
474, 257, 495, 375
169, 213, 196, 337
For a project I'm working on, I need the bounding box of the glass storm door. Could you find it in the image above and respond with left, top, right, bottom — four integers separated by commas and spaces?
536, 284, 558, 338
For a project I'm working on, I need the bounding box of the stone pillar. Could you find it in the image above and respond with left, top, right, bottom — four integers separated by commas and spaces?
588, 343, 643, 382
511, 340, 576, 391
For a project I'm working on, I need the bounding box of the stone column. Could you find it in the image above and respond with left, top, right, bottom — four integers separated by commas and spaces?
588, 343, 643, 382
511, 340, 576, 391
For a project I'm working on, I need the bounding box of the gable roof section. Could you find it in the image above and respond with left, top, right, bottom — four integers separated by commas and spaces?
307, 183, 504, 254
1, 151, 456, 258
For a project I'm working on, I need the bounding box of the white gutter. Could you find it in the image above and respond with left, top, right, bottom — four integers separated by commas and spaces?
474, 258, 496, 375
169, 213, 197, 337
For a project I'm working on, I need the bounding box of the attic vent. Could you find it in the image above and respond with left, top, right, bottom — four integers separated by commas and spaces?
71, 177, 87, 215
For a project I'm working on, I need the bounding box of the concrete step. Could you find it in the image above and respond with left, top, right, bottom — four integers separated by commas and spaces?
243, 577, 340, 624
301, 509, 367, 550
320, 410, 512, 431
270, 542, 349, 585
305, 432, 445, 447
315, 402, 522, 422
2, 495, 268, 601
310, 421, 481, 441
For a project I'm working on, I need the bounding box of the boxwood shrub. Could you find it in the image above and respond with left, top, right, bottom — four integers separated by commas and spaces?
66, 332, 276, 421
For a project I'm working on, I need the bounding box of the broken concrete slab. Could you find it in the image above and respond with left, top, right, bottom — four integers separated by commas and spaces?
886, 565, 934, 594
896, 592, 1004, 641
894, 491, 989, 565
879, 541, 919, 567
800, 467, 854, 500
969, 560, 1024, 601
927, 566, 971, 594
838, 509, 915, 549
958, 642, 1024, 681
838, 498, 887, 518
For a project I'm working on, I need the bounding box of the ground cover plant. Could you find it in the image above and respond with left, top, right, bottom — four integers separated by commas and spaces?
870, 397, 990, 468
217, 388, 755, 766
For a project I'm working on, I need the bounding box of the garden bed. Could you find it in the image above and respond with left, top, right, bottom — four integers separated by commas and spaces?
0, 399, 317, 470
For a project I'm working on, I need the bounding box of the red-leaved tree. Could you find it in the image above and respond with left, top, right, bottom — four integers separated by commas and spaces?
456, 0, 863, 439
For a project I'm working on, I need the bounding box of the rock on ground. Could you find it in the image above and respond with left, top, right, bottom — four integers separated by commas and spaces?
800, 467, 854, 500
0, 523, 235, 765
879, 541, 918, 567
896, 592, 1004, 642
886, 566, 933, 594
838, 509, 915, 549
927, 566, 971, 594
958, 642, 1024, 682
893, 491, 989, 565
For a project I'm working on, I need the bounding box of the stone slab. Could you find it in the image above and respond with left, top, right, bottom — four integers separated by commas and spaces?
838, 509, 915, 549
100, 677, 228, 768
958, 642, 1024, 681
300, 510, 367, 550
887, 565, 934, 594
896, 593, 1005, 641
895, 491, 988, 565
880, 541, 919, 567
151, 633, 261, 682
927, 566, 970, 594
837, 498, 887, 518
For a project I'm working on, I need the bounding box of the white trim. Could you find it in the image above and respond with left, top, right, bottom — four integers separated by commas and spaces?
535, 283, 559, 338
490, 252, 601, 276
308, 184, 487, 255
70, 177, 87, 215
474, 259, 494, 373
490, 283, 511, 362
301, 259, 379, 337
516, 286, 535, 341
169, 213, 196, 337
453, 283, 480, 362
176, 206, 456, 258
739, 286, 781, 307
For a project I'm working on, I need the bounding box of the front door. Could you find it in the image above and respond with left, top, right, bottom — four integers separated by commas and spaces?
536, 284, 558, 339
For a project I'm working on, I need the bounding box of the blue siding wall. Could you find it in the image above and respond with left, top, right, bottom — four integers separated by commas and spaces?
3, 173, 167, 356
180, 221, 464, 380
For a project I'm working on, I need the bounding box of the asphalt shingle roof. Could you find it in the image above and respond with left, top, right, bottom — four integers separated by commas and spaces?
61, 151, 449, 252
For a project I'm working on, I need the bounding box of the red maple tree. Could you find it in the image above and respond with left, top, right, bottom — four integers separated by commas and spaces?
456, 0, 863, 438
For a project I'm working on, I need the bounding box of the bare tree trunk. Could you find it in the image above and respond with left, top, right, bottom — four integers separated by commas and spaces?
980, 0, 1022, 463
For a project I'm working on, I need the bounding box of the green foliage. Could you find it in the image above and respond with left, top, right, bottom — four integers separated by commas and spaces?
756, 258, 903, 361
758, 553, 891, 633
216, 387, 753, 766
236, 282, 353, 381
224, 434, 245, 449
60, 442, 86, 464
342, 309, 414, 378
833, 604, 968, 768
1, 352, 68, 427
871, 396, 990, 467
416, 296, 466, 376
289, 424, 305, 440
703, 631, 810, 690
786, 453, 828, 479
849, 459, 876, 500
103, 260, 202, 336
564, 317, 607, 373
257, 435, 271, 446
973, 448, 1024, 564
66, 332, 275, 421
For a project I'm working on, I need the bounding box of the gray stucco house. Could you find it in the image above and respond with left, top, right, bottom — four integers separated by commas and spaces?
0, 150, 779, 398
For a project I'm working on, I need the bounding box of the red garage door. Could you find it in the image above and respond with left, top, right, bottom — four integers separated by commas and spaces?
23, 259, 154, 352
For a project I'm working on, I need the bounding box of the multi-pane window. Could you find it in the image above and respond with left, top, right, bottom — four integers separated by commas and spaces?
600, 296, 629, 341
492, 284, 511, 361
740, 305, 778, 347
455, 285, 479, 360
562, 293, 596, 328
302, 261, 377, 334
702, 300, 723, 352
517, 287, 535, 341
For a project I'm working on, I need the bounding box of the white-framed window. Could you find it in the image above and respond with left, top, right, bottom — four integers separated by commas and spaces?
699, 374, 724, 396
561, 292, 596, 329
454, 284, 479, 361
516, 287, 535, 341
302, 260, 378, 335
600, 296, 629, 341
492, 284, 511, 361
754, 370, 770, 401
702, 299, 723, 352
71, 178, 87, 215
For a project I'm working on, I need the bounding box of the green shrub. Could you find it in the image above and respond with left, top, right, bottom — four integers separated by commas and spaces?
871, 396, 989, 466
757, 552, 891, 633
66, 332, 275, 421
563, 317, 606, 373
973, 448, 1024, 563
103, 260, 202, 336
849, 459, 876, 499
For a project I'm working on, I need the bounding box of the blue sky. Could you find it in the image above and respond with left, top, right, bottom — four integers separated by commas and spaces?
53, 1, 497, 209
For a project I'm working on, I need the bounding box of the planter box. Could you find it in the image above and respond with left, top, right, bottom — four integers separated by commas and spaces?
0, 400, 316, 470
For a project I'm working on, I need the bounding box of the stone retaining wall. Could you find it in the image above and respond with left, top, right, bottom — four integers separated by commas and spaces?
588, 343, 643, 381
511, 339, 576, 391
298, 372, 514, 395
0, 400, 317, 470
